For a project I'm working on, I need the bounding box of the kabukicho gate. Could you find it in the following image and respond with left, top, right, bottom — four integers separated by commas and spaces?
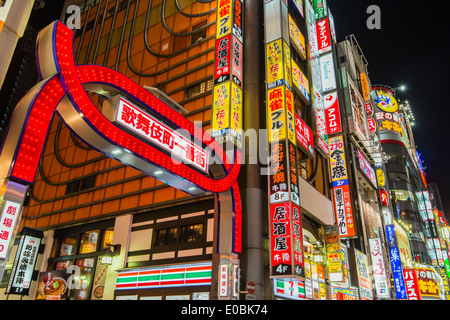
0, 21, 242, 299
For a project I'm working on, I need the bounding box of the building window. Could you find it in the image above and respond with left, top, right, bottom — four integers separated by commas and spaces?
154, 223, 204, 247
190, 20, 207, 44
172, 29, 188, 53
185, 79, 213, 100
180, 223, 203, 243
79, 230, 100, 254
65, 175, 97, 195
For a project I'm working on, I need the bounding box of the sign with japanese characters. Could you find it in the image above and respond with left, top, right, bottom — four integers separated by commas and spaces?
266, 39, 284, 89
216, 0, 233, 38
356, 149, 377, 188
319, 52, 336, 92
313, 87, 329, 156
331, 287, 357, 300
6, 234, 42, 295
212, 0, 244, 148
267, 86, 287, 142
313, 0, 327, 20
291, 59, 310, 103
415, 267, 441, 299
324, 91, 342, 135
219, 264, 229, 296
114, 96, 208, 173
0, 200, 21, 259
355, 249, 373, 300
288, 15, 306, 60
348, 77, 368, 142
403, 268, 422, 300
325, 225, 344, 282
329, 136, 356, 238
386, 224, 408, 299
316, 18, 331, 54
369, 238, 390, 299
295, 113, 314, 157
270, 202, 293, 276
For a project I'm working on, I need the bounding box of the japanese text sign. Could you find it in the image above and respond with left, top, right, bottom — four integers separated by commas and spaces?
385, 224, 408, 299
324, 92, 342, 135
116, 97, 208, 173
0, 201, 21, 259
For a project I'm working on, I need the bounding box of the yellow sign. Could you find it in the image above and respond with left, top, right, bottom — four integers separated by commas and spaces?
266, 39, 284, 88
360, 73, 370, 101
212, 82, 231, 134
376, 169, 385, 187
288, 15, 306, 60
215, 0, 233, 38
230, 82, 242, 145
375, 90, 398, 113
267, 86, 286, 142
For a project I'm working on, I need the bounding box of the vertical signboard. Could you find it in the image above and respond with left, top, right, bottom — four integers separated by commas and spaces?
325, 225, 343, 282
324, 91, 342, 135
328, 136, 356, 238
212, 0, 244, 148
0, 200, 21, 259
369, 238, 390, 299
316, 18, 331, 54
265, 0, 304, 279
385, 224, 408, 299
355, 249, 373, 300
403, 268, 422, 300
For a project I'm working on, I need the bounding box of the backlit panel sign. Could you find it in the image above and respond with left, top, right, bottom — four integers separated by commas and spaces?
324, 91, 342, 135
112, 96, 208, 173
369, 238, 390, 299
0, 201, 21, 259
356, 149, 377, 188
386, 224, 408, 299
355, 249, 373, 300
6, 234, 42, 295
288, 15, 306, 60
319, 52, 336, 92
403, 268, 422, 300
329, 136, 356, 238
295, 114, 314, 156
291, 59, 310, 103
316, 18, 331, 54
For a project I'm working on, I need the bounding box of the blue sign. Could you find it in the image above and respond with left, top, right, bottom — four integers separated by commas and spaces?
385, 224, 407, 299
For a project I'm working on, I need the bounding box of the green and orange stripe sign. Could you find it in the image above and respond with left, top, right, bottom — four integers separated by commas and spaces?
116, 262, 212, 290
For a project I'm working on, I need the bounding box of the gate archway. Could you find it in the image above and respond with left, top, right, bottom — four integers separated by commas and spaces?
0, 21, 242, 278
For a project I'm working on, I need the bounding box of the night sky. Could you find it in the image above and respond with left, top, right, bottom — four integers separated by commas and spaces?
25, 1, 450, 218
328, 0, 450, 219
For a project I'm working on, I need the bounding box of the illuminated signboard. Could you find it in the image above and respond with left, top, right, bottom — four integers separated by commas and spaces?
313, 0, 327, 20
295, 114, 314, 156
6, 233, 43, 295
319, 52, 336, 92
369, 238, 390, 299
289, 14, 306, 60
385, 224, 408, 299
324, 91, 342, 135
348, 76, 368, 142
274, 278, 305, 300
415, 266, 441, 299
0, 20, 243, 254
355, 249, 373, 300
116, 262, 212, 290
328, 136, 355, 238
316, 18, 331, 54
403, 268, 422, 300
104, 96, 208, 173
356, 149, 377, 188
374, 89, 398, 113
212, 0, 244, 148
291, 59, 310, 103
0, 201, 21, 259
360, 73, 371, 101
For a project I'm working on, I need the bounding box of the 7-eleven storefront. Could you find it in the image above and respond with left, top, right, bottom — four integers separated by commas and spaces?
115, 262, 213, 300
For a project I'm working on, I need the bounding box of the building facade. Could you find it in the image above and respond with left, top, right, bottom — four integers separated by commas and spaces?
0, 0, 449, 301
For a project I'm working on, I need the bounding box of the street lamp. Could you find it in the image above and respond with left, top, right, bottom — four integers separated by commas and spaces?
101, 244, 121, 265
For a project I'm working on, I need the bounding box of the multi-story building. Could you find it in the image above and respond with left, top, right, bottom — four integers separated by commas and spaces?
0, 0, 448, 301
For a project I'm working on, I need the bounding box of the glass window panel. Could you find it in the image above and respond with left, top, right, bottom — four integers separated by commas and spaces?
59, 235, 77, 256
101, 227, 114, 250
79, 230, 99, 254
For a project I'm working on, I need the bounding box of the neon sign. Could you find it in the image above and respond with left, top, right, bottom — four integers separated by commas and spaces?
0, 21, 242, 253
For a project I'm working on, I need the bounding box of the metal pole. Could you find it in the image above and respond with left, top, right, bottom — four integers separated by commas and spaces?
241, 0, 267, 300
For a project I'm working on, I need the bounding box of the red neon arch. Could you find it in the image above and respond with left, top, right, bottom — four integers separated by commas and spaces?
4, 21, 241, 253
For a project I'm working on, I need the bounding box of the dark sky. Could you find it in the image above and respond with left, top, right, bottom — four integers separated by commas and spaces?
328, 0, 450, 219
25, 0, 450, 218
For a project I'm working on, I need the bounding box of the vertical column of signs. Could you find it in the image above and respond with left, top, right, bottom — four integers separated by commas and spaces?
265, 1, 304, 278
212, 0, 244, 148
309, 1, 357, 240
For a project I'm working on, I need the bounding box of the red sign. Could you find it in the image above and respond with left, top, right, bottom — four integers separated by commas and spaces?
246, 281, 256, 294
380, 188, 389, 206
367, 117, 377, 133
316, 18, 331, 54
324, 92, 342, 135
403, 268, 422, 300
365, 101, 373, 116
270, 202, 292, 276
295, 113, 314, 155
214, 34, 232, 84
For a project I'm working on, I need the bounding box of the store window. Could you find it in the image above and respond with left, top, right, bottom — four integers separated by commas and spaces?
45, 220, 114, 300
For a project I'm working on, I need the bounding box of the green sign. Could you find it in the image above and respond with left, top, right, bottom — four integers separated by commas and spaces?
313, 0, 327, 20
